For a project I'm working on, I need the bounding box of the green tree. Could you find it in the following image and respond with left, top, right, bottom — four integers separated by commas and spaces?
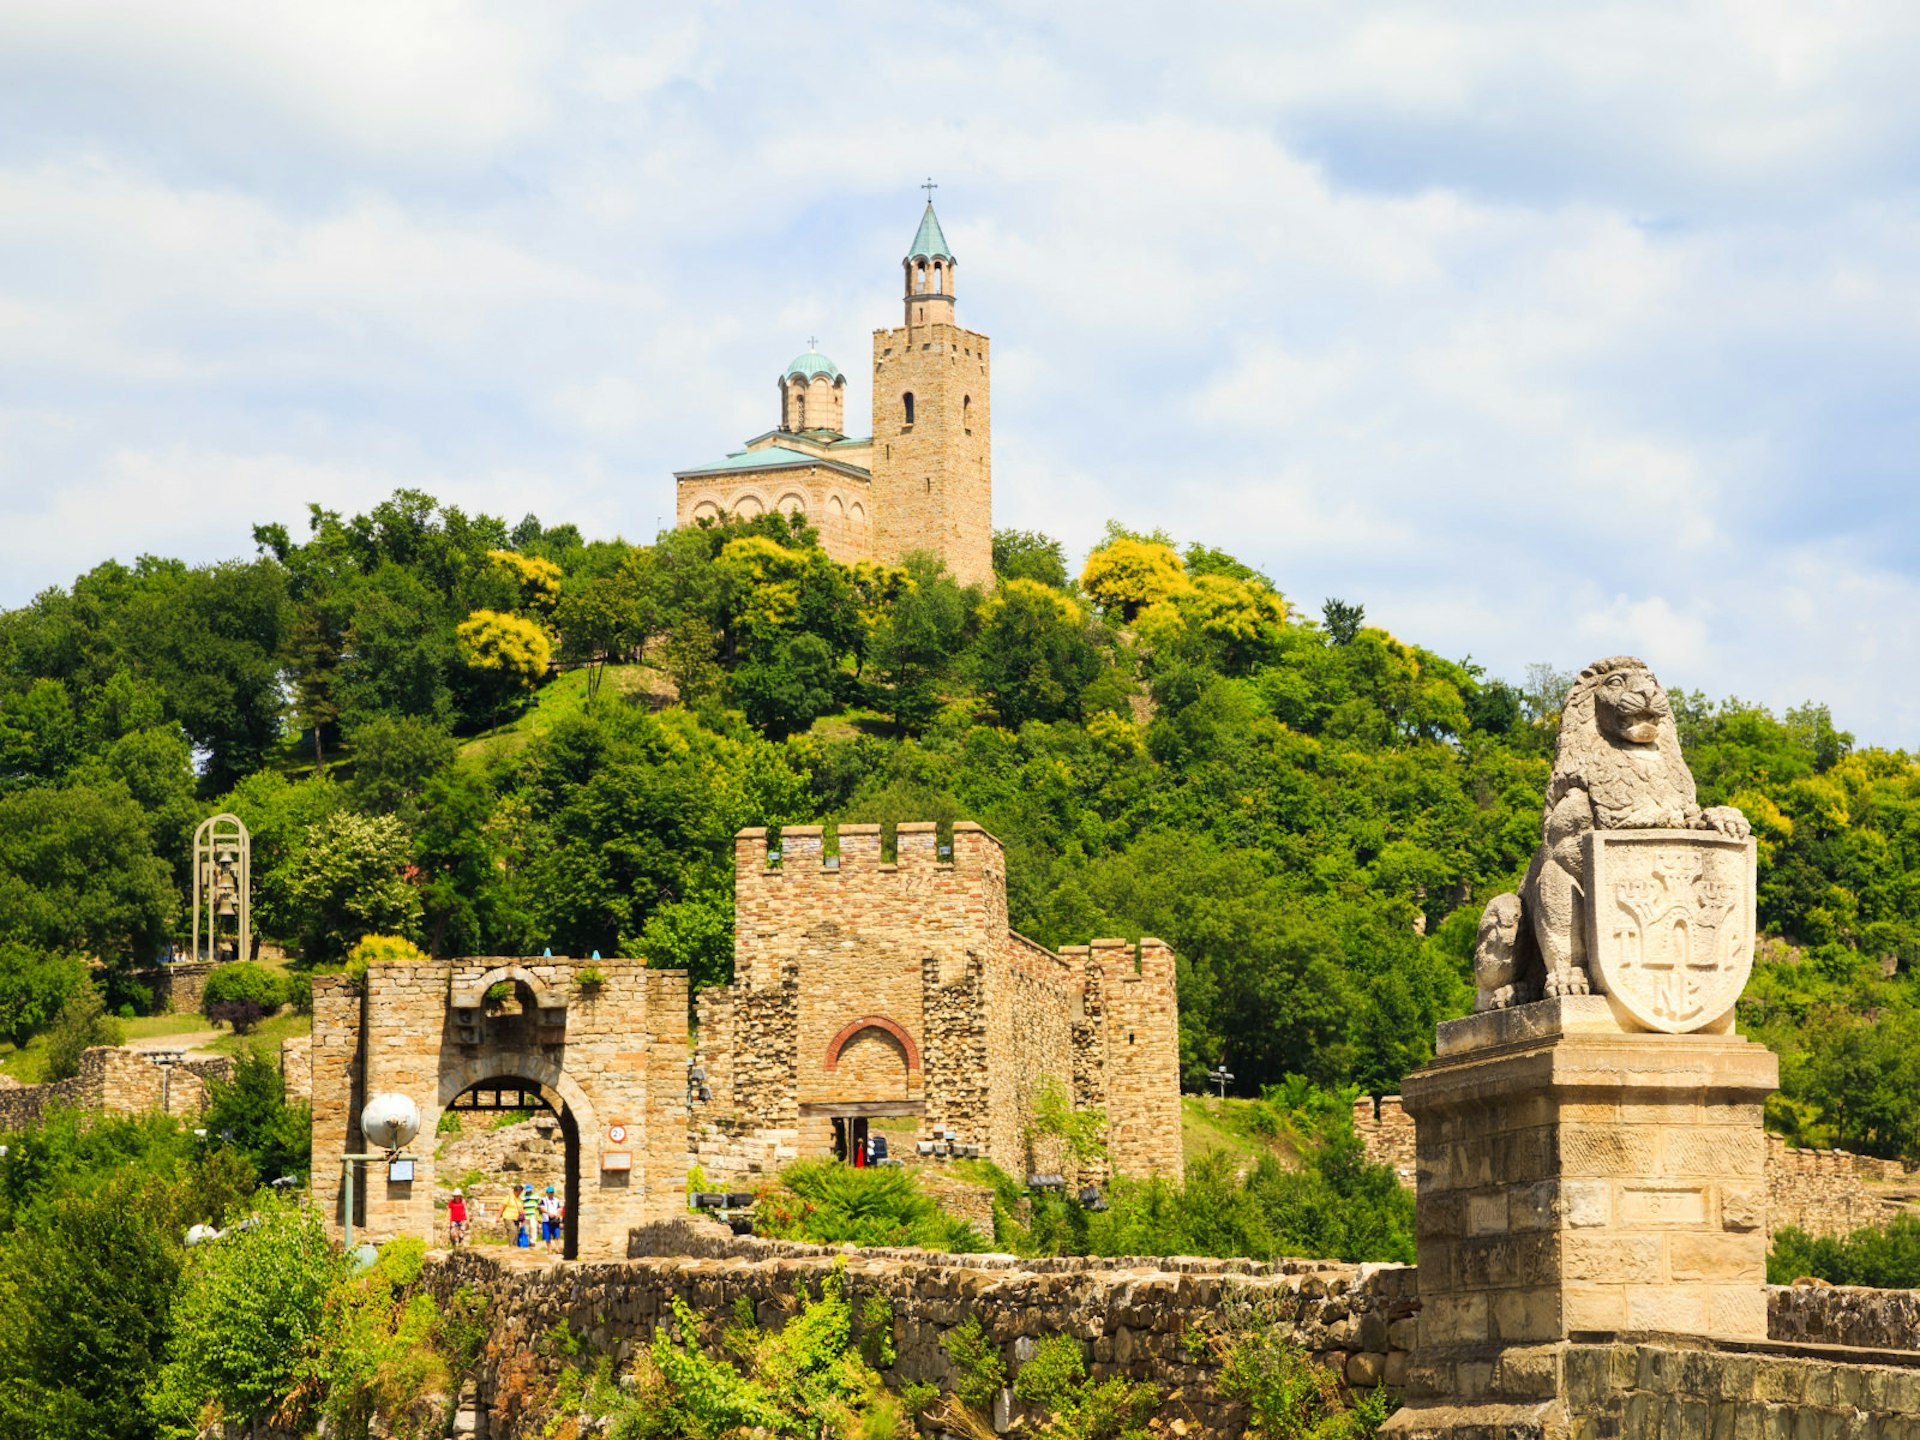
866, 554, 973, 731
0, 942, 87, 1047
972, 580, 1102, 727
147, 1197, 343, 1439
0, 781, 176, 971
283, 813, 422, 965
0, 1172, 189, 1440
346, 714, 454, 819
457, 609, 552, 731
41, 984, 127, 1082
201, 1046, 312, 1186
993, 528, 1070, 589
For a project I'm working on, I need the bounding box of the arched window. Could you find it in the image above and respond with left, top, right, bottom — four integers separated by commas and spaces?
795, 393, 806, 429
902, 392, 915, 425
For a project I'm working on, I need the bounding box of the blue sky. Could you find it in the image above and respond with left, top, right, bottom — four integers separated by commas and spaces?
3, 3, 1919, 743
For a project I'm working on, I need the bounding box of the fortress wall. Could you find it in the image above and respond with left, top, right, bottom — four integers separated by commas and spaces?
0, 1045, 231, 1132
1354, 1099, 1908, 1241
424, 1237, 1419, 1440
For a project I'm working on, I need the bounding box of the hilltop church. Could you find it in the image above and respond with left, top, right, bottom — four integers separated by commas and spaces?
672, 199, 993, 587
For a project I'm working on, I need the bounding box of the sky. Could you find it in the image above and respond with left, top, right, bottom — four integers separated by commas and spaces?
3, 2, 1919, 744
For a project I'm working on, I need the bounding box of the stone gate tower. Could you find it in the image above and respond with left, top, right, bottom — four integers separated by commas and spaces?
673, 198, 994, 588
868, 205, 993, 587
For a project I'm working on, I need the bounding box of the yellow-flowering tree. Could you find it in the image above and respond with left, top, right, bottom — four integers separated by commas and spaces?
457, 608, 552, 731
1079, 537, 1193, 622
486, 549, 563, 616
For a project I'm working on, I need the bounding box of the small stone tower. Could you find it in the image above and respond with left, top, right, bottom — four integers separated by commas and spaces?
869, 202, 993, 587
779, 348, 846, 437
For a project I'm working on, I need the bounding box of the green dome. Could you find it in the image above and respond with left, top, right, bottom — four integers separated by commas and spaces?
784, 350, 844, 383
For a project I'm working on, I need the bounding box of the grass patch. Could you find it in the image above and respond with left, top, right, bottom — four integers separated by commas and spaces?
1182, 1094, 1302, 1171
204, 1008, 310, 1056
0, 1037, 49, 1083
122, 1013, 219, 1041
457, 663, 671, 760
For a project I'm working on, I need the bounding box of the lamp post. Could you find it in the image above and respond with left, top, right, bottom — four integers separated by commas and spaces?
341, 1093, 422, 1250
1207, 1063, 1234, 1099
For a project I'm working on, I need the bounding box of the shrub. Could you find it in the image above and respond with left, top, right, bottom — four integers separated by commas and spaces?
942, 1316, 1008, 1412
201, 962, 284, 1034
753, 1160, 987, 1252
147, 1197, 344, 1435
343, 934, 427, 986
1013, 1333, 1160, 1440
202, 1044, 311, 1184
1769, 1216, 1920, 1289
41, 985, 126, 1082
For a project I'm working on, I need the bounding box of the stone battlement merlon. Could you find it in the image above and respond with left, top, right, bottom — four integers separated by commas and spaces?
733, 820, 1004, 878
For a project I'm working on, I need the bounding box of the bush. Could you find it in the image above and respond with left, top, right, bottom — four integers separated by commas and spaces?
1769, 1215, 1920, 1289
202, 1044, 311, 1184
201, 962, 284, 1035
753, 1160, 987, 1252
147, 1196, 344, 1435
41, 985, 126, 1082
343, 934, 428, 987
0, 941, 86, 1047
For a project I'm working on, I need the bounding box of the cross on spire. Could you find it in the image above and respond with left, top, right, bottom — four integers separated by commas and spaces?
807, 335, 818, 350
921, 177, 938, 203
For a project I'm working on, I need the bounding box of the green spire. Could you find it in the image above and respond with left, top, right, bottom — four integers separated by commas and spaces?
907, 203, 954, 263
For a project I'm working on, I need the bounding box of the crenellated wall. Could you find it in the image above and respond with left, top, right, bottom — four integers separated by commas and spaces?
693, 822, 1182, 1186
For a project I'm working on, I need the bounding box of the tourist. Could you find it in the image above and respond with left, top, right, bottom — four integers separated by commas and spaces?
497, 1193, 519, 1243
540, 1185, 563, 1252
520, 1184, 539, 1248
448, 1189, 468, 1247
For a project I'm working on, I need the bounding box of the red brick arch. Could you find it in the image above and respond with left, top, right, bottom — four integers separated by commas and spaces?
823, 1015, 921, 1072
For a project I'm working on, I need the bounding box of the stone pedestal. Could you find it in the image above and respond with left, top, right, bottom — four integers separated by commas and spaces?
1383, 997, 1778, 1435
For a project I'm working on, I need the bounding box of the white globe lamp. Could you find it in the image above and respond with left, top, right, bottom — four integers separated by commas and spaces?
360, 1093, 420, 1153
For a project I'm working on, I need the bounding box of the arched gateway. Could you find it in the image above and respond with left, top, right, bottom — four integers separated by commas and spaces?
310, 958, 686, 1258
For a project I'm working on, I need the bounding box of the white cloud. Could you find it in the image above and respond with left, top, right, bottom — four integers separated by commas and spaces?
2, 2, 1920, 744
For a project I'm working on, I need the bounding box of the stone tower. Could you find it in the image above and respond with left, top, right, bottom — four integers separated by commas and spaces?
868, 203, 993, 587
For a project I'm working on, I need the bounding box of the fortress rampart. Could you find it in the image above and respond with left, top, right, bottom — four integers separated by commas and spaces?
693, 821, 1181, 1185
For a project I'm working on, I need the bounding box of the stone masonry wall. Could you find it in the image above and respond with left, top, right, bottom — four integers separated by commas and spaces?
131, 961, 215, 1015
0, 1046, 231, 1131
309, 959, 688, 1257
869, 319, 992, 588
1769, 1281, 1920, 1351
1355, 1097, 1908, 1240
423, 1237, 1418, 1440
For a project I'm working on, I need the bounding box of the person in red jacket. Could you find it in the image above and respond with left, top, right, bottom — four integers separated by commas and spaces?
447, 1190, 469, 1247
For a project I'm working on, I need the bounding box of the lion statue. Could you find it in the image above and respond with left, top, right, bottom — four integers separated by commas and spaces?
1473, 655, 1751, 1011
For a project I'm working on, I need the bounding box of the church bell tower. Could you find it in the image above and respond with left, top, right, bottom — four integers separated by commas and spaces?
868, 191, 993, 588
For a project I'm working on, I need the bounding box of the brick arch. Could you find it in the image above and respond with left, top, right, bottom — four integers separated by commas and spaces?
823, 1015, 921, 1073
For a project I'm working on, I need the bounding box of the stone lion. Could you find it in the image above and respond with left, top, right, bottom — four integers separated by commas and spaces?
1474, 655, 1751, 1010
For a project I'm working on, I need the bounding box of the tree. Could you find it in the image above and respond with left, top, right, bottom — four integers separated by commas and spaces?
456, 609, 551, 731
0, 781, 175, 971
1079, 538, 1192, 622
992, 529, 1070, 589
0, 942, 87, 1048
147, 1197, 342, 1437
486, 548, 563, 616
0, 1171, 188, 1440
867, 556, 973, 731
283, 813, 422, 965
972, 580, 1102, 727
346, 714, 454, 818
1320, 597, 1364, 645
553, 568, 650, 703
201, 1045, 312, 1183
41, 985, 126, 1082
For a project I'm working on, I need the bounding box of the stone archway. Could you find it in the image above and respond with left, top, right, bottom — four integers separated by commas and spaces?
441, 1066, 587, 1259
308, 957, 688, 1259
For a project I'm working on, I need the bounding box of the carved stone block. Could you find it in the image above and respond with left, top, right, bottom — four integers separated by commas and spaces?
1582, 829, 1755, 1033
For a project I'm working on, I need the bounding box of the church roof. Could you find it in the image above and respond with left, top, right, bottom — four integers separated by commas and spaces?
783, 349, 844, 383
907, 203, 954, 263
673, 445, 872, 482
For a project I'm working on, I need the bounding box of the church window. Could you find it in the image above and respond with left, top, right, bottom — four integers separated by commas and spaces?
902, 392, 915, 425
795, 394, 806, 428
